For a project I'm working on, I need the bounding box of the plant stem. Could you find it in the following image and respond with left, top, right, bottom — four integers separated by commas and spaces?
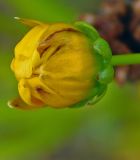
111, 53, 140, 66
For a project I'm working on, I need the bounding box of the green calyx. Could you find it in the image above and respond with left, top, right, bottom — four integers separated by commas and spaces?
71, 21, 114, 108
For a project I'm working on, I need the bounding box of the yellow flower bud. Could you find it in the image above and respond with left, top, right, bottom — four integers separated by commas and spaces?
9, 18, 108, 109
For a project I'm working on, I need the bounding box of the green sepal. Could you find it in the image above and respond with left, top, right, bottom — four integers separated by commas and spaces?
69, 81, 106, 108
86, 86, 107, 106
94, 38, 112, 63
69, 81, 99, 109
74, 21, 99, 42
98, 65, 114, 84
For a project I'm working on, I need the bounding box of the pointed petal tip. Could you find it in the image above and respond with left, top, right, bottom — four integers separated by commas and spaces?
7, 98, 44, 110
7, 101, 14, 109
13, 17, 45, 27
14, 17, 20, 20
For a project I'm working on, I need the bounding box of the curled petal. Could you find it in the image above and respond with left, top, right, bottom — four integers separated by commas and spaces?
8, 97, 44, 110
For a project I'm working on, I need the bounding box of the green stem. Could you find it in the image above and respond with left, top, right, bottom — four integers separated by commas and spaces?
111, 53, 140, 66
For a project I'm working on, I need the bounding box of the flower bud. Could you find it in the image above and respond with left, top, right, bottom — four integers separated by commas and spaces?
8, 18, 114, 109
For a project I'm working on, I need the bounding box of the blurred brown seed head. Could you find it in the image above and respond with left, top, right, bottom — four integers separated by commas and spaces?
100, 0, 127, 17
94, 16, 123, 41
132, 0, 140, 15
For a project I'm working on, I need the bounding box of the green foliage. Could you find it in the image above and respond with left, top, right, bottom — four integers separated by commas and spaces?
0, 0, 140, 159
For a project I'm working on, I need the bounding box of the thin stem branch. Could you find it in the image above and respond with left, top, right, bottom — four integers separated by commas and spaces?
111, 53, 140, 66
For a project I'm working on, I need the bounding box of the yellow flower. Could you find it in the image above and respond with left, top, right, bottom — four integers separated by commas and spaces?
9, 18, 99, 109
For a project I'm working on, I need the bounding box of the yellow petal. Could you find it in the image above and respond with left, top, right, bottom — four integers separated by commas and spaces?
11, 50, 41, 80
18, 79, 45, 107
24, 77, 56, 102
12, 58, 33, 79
37, 28, 96, 108
12, 24, 49, 79
39, 23, 76, 43
15, 25, 49, 58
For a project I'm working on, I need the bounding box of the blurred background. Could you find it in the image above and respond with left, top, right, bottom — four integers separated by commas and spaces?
0, 0, 140, 159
